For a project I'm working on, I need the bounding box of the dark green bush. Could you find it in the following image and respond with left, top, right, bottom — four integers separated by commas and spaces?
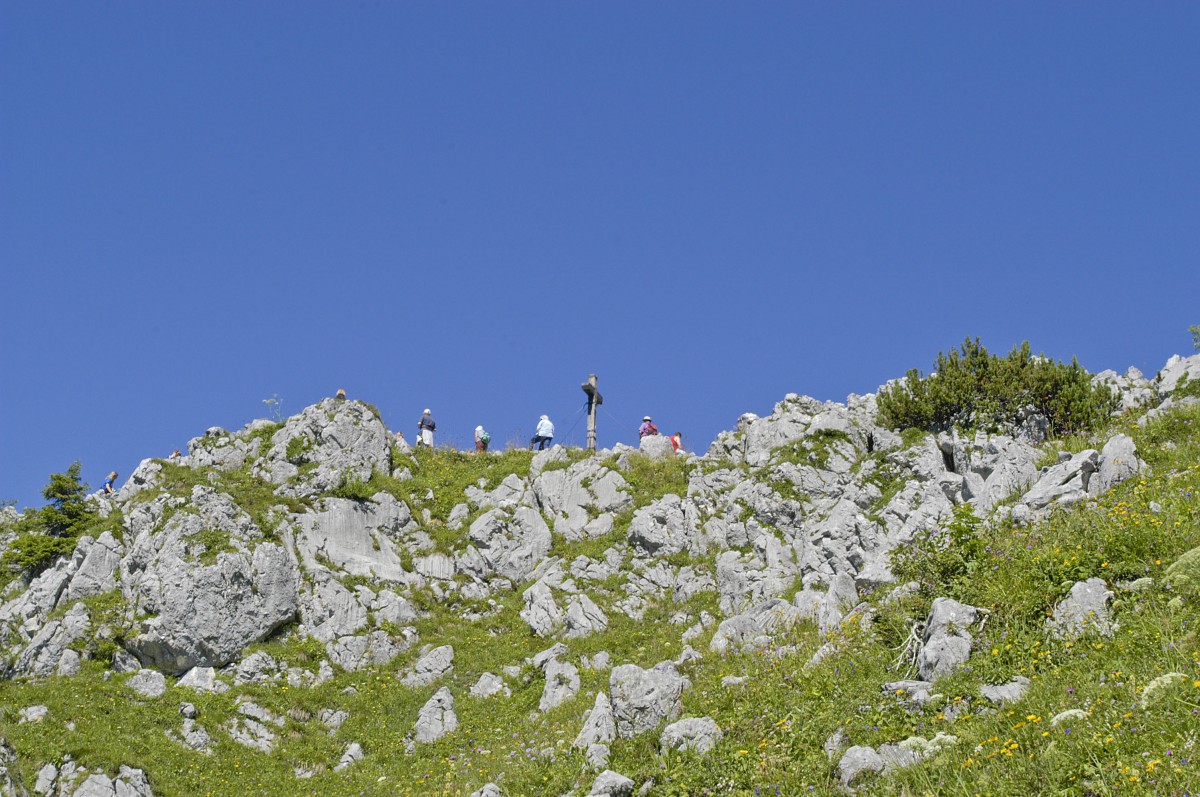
1, 462, 104, 585
876, 338, 1117, 437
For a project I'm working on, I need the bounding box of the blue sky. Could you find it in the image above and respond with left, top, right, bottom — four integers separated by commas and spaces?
2, 3, 1198, 508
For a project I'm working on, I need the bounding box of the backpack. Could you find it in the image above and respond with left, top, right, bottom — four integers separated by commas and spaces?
480, 431, 491, 444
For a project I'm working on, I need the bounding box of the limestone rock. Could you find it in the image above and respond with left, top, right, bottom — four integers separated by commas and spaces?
980, 676, 1030, 705
539, 658, 580, 712
589, 770, 634, 797
126, 669, 167, 698
334, 742, 364, 772
917, 598, 979, 682
1047, 578, 1114, 639
294, 495, 418, 583
838, 746, 884, 789
470, 785, 503, 797
575, 692, 617, 749
401, 645, 454, 687
520, 581, 563, 637
470, 672, 510, 699
564, 594, 608, 638
465, 507, 552, 583
177, 667, 228, 694
610, 662, 687, 738
660, 717, 722, 754
1091, 434, 1143, 495
639, 435, 675, 459
412, 687, 457, 744
263, 399, 390, 496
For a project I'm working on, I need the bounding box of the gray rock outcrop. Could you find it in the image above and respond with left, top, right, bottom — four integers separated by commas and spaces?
610, 662, 687, 738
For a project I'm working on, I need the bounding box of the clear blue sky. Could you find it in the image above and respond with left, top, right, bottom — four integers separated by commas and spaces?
3, 3, 1198, 508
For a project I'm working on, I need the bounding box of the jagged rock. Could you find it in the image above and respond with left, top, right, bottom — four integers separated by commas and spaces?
1091, 434, 1143, 495
372, 589, 420, 625
414, 553, 455, 581
1158, 353, 1200, 397
917, 598, 979, 682
470, 784, 503, 797
263, 399, 390, 496
793, 573, 859, 636
575, 692, 617, 749
721, 675, 747, 687
301, 575, 367, 643
564, 594, 608, 638
234, 651, 278, 685
168, 717, 214, 754
839, 746, 885, 788
530, 446, 568, 477
1093, 367, 1155, 411
126, 669, 167, 698
73, 770, 156, 797
177, 667, 228, 694
589, 769, 634, 797
13, 602, 91, 678
531, 642, 569, 670
1047, 578, 1114, 639
334, 742, 364, 772
226, 716, 276, 752
122, 487, 299, 674
520, 581, 563, 637
412, 687, 457, 743
1019, 450, 1099, 514
639, 435, 675, 459
610, 662, 687, 738
294, 495, 419, 582
19, 705, 48, 723
539, 658, 580, 712
824, 729, 849, 761
586, 744, 611, 770
883, 680, 937, 705
470, 672, 510, 698
980, 676, 1030, 705
710, 598, 799, 654
55, 649, 82, 677
65, 533, 123, 602
464, 507, 552, 582
328, 630, 412, 672
401, 645, 454, 687
660, 717, 722, 754
532, 460, 632, 539
628, 495, 701, 558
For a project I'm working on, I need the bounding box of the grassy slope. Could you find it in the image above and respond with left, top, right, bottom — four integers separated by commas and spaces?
2, 406, 1199, 796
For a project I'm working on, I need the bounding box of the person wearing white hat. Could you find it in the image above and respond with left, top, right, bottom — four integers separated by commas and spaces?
417, 409, 436, 448
530, 415, 555, 451
639, 416, 659, 439
474, 425, 491, 454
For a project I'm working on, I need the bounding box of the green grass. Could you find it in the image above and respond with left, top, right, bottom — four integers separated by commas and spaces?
5, 404, 1200, 796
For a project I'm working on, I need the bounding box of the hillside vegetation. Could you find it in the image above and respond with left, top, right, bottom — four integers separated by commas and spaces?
1, 347, 1199, 797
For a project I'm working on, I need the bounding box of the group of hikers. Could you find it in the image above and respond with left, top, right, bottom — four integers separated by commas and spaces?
412, 409, 683, 454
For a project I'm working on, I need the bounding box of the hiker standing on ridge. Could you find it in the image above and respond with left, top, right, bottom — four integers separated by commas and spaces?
417, 409, 436, 448
639, 416, 659, 438
530, 415, 554, 450
475, 425, 491, 453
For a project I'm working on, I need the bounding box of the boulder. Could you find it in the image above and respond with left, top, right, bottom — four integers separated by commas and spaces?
263, 399, 390, 496
660, 717, 723, 754
627, 495, 700, 558
1091, 434, 1143, 495
564, 594, 609, 638
610, 662, 687, 738
470, 672, 510, 699
401, 645, 454, 687
589, 770, 634, 797
539, 658, 580, 712
520, 581, 564, 637
466, 507, 552, 582
127, 669, 167, 698
412, 687, 457, 744
639, 435, 675, 459
917, 598, 979, 682
294, 495, 417, 582
1047, 578, 1114, 639
575, 692, 617, 749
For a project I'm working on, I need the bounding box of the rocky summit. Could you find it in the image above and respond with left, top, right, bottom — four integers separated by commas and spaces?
2, 351, 1200, 796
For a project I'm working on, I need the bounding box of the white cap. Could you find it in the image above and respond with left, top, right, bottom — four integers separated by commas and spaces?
643, 416, 652, 421
540, 414, 549, 420
423, 408, 431, 414
475, 425, 483, 432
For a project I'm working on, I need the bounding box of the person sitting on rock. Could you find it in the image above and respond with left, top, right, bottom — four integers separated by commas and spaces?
639, 416, 659, 438
530, 415, 554, 450
103, 471, 119, 495
670, 432, 683, 453
475, 425, 491, 453
335, 388, 347, 400
417, 409, 436, 448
